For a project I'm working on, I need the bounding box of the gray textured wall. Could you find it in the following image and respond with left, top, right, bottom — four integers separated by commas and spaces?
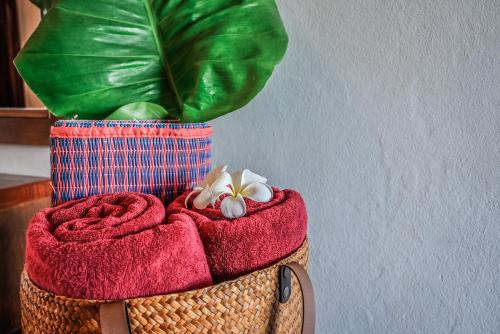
1, 0, 499, 332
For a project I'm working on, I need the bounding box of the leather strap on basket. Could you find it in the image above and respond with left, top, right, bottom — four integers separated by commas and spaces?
100, 300, 131, 334
99, 263, 315, 334
282, 262, 316, 334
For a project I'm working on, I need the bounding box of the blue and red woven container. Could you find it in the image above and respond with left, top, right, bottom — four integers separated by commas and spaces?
50, 120, 212, 205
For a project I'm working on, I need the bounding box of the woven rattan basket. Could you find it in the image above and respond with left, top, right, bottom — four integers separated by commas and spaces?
20, 240, 313, 334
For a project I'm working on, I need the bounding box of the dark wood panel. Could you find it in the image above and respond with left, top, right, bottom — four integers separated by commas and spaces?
0, 117, 51, 145
0, 108, 53, 145
0, 0, 25, 107
0, 174, 51, 210
0, 174, 51, 333
0, 198, 52, 333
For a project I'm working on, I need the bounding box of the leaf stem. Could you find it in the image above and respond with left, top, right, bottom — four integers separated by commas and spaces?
142, 0, 183, 115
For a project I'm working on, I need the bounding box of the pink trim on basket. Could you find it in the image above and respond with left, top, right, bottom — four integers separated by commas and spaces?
51, 125, 213, 139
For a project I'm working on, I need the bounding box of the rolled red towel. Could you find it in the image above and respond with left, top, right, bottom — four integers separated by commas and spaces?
26, 192, 212, 300
167, 188, 307, 281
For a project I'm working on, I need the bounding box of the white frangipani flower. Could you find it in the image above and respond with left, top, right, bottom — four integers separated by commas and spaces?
184, 165, 230, 209
187, 167, 273, 219
219, 169, 273, 219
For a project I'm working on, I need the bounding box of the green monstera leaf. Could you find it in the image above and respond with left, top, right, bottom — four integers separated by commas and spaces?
16, 0, 288, 122
106, 102, 169, 120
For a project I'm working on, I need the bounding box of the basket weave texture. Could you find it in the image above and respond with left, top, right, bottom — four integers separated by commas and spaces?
21, 240, 308, 334
50, 120, 212, 205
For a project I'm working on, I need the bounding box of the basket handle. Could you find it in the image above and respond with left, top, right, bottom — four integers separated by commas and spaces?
99, 263, 315, 334
280, 262, 316, 334
99, 300, 131, 334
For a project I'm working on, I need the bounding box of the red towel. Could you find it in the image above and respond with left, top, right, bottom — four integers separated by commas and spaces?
26, 192, 212, 300
167, 188, 307, 281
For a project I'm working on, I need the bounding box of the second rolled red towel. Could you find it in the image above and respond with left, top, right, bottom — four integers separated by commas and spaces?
167, 188, 308, 281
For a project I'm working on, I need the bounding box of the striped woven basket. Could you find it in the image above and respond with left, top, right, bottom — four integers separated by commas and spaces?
20, 240, 314, 334
50, 120, 212, 206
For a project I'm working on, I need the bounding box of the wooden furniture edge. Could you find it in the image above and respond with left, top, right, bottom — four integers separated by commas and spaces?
0, 174, 51, 210
0, 108, 55, 145
0, 108, 49, 119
